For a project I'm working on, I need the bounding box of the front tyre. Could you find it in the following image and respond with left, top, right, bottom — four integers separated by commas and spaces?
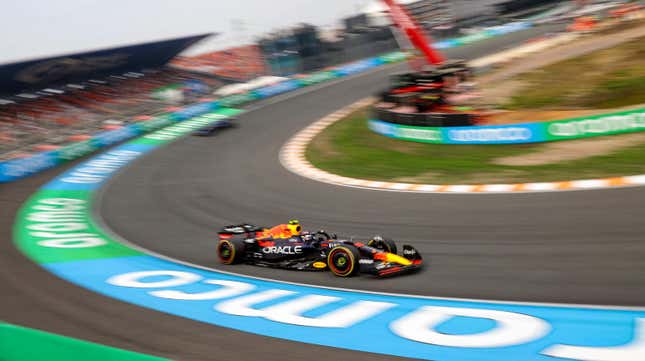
327, 245, 360, 277
218, 238, 246, 264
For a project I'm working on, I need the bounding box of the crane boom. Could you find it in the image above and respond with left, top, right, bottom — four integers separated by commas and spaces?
381, 0, 445, 66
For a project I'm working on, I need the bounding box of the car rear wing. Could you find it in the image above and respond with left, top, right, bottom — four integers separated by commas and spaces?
219, 224, 262, 238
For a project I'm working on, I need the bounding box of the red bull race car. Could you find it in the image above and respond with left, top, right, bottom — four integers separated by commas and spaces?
217, 221, 423, 278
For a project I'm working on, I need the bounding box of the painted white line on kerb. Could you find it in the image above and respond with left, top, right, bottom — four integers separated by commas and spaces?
279, 98, 645, 194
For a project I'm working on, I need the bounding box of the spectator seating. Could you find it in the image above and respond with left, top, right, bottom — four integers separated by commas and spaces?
0, 68, 223, 160
171, 45, 267, 82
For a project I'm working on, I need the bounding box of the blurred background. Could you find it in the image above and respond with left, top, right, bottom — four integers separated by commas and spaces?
2, 0, 641, 166
2, 1, 645, 361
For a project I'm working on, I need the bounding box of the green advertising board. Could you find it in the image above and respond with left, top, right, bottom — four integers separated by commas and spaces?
545, 108, 645, 141
13, 189, 142, 264
301, 71, 339, 85
368, 119, 443, 143
456, 32, 491, 45
134, 114, 175, 133
379, 51, 408, 63
218, 92, 259, 107
56, 139, 100, 162
391, 124, 443, 143
132, 108, 242, 146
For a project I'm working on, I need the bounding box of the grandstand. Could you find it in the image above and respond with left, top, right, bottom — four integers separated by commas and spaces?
0, 34, 228, 160
170, 45, 267, 82
494, 0, 564, 18
0, 0, 561, 162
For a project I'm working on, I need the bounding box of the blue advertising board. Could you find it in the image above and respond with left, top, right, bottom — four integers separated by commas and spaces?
92, 125, 140, 148
254, 79, 303, 98
0, 151, 60, 183
370, 120, 547, 145
333, 58, 384, 77
443, 123, 545, 144
172, 101, 220, 121
0, 100, 220, 183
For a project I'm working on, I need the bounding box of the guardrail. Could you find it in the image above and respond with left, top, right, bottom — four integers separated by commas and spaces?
373, 107, 476, 127
369, 107, 645, 144
0, 323, 167, 361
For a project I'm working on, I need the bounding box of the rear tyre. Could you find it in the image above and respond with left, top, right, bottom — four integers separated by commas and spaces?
218, 238, 246, 264
327, 245, 360, 277
367, 238, 398, 255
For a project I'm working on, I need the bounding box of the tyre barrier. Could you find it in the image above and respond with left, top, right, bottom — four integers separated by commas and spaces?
372, 107, 476, 128
13, 104, 645, 361
369, 107, 645, 144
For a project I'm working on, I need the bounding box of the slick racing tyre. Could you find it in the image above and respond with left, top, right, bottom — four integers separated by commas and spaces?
327, 245, 360, 277
218, 238, 246, 264
367, 237, 397, 255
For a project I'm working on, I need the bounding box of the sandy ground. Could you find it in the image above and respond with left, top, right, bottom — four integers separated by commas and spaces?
470, 23, 645, 165
473, 21, 645, 125
484, 103, 645, 125
495, 132, 645, 166
477, 22, 645, 89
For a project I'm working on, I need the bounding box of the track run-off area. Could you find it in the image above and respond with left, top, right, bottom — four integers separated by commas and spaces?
281, 98, 645, 194
5, 23, 645, 361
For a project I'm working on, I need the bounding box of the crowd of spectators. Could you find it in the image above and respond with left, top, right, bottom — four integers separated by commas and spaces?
1, 43, 273, 162
0, 68, 222, 161
2, 24, 393, 163
170, 45, 267, 82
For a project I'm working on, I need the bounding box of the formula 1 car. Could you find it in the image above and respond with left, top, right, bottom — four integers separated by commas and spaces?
192, 117, 235, 136
217, 224, 423, 277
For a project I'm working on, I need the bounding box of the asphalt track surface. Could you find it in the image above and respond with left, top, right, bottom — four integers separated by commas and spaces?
4, 23, 643, 361
100, 22, 645, 307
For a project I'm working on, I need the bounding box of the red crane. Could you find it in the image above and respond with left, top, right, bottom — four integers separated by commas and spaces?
375, 0, 478, 120
381, 0, 445, 67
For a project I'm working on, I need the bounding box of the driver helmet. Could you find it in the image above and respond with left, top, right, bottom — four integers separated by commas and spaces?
300, 231, 313, 242
287, 219, 302, 236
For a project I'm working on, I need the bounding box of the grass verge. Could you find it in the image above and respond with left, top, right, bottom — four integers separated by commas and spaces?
306, 108, 645, 184
505, 35, 645, 110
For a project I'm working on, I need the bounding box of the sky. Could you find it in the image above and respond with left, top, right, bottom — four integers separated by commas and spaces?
0, 0, 372, 64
